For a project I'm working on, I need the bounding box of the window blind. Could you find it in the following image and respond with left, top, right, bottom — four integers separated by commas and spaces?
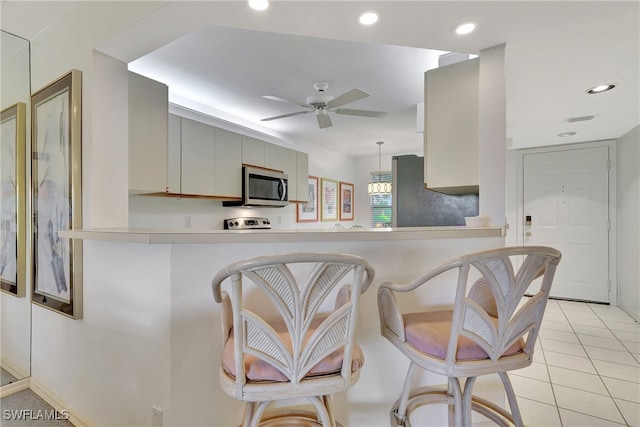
370, 172, 392, 227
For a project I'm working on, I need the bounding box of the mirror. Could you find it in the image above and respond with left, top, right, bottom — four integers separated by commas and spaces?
1, 29, 31, 386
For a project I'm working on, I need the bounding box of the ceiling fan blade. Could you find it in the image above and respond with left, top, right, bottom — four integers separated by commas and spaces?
335, 108, 388, 118
263, 95, 312, 109
325, 88, 369, 109
317, 112, 332, 129
261, 110, 313, 122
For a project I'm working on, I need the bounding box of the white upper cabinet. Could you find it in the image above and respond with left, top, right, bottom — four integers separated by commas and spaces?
181, 117, 215, 196
283, 148, 297, 202
139, 110, 306, 201
241, 136, 265, 167
282, 148, 309, 203
295, 151, 309, 202
128, 72, 168, 193
214, 127, 242, 198
424, 58, 479, 194
264, 143, 283, 171
242, 135, 285, 171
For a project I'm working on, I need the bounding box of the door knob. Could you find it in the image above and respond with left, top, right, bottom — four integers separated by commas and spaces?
525, 232, 532, 237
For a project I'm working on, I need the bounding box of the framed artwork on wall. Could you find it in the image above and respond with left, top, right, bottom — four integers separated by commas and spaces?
320, 178, 339, 222
0, 103, 27, 297
339, 182, 354, 221
296, 175, 318, 222
30, 69, 83, 319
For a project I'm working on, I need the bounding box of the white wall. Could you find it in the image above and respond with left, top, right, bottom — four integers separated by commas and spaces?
26, 2, 171, 423
617, 125, 640, 321
478, 44, 506, 226
29, 1, 167, 229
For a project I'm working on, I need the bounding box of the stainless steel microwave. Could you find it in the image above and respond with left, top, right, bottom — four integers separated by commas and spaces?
224, 166, 288, 207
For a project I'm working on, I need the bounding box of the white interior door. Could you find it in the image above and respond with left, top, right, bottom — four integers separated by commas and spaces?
523, 146, 610, 302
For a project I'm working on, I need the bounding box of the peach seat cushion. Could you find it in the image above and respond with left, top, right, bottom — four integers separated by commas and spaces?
403, 310, 524, 360
222, 315, 364, 382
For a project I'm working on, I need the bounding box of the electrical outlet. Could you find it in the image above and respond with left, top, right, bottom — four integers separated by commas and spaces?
152, 406, 162, 427
185, 216, 191, 228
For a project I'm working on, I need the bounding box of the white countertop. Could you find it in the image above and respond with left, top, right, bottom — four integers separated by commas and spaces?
59, 226, 506, 244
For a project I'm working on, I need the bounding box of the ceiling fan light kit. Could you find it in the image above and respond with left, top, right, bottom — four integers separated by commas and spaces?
261, 82, 388, 129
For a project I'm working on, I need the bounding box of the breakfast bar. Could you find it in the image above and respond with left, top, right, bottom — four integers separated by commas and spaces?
58, 226, 505, 427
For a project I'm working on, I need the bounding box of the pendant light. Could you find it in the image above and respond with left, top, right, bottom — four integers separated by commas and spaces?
367, 141, 392, 195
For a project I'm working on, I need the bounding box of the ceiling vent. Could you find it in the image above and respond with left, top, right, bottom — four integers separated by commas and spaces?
566, 115, 596, 123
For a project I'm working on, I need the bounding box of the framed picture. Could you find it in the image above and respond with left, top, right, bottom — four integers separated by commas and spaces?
297, 175, 318, 222
30, 70, 83, 319
339, 182, 354, 221
320, 178, 339, 221
1, 103, 27, 297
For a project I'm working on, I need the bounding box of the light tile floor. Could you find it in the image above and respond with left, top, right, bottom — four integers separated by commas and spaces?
511, 299, 640, 427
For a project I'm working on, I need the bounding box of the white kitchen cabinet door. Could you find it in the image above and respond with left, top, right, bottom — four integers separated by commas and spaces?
424, 58, 479, 194
265, 143, 283, 171
167, 114, 181, 193
128, 72, 168, 193
283, 148, 297, 202
214, 127, 242, 198
241, 135, 265, 167
295, 151, 309, 202
282, 149, 309, 203
181, 118, 215, 196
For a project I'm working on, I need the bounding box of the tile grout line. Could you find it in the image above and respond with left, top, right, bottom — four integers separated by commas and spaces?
554, 301, 630, 426
586, 304, 639, 426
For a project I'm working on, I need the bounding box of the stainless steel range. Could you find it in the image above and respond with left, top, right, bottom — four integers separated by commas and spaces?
223, 217, 271, 230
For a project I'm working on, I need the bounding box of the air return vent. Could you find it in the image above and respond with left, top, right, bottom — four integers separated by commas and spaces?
566, 115, 596, 123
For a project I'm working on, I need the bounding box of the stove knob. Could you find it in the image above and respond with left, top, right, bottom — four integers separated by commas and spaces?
234, 221, 239, 227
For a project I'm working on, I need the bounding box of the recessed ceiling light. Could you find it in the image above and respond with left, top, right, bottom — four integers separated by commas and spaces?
558, 131, 577, 137
454, 21, 477, 35
248, 0, 269, 11
358, 10, 379, 25
586, 84, 616, 94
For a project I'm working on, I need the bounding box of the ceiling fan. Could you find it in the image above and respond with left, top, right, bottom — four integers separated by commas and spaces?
261, 82, 388, 129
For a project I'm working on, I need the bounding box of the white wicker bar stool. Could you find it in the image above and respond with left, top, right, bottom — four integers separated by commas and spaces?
212, 252, 375, 427
378, 246, 561, 427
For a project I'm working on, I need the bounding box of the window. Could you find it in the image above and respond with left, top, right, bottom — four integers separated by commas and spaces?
370, 172, 392, 227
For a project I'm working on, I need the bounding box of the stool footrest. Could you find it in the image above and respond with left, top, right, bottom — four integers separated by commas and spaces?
258, 409, 344, 427
390, 386, 515, 427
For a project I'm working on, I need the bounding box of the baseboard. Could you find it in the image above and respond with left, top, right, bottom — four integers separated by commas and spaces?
29, 378, 94, 427
0, 377, 30, 398
1, 358, 29, 380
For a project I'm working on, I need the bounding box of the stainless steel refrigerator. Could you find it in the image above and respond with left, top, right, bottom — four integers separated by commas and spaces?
392, 155, 478, 227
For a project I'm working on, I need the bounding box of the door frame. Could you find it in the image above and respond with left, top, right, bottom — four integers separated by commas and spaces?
508, 139, 617, 304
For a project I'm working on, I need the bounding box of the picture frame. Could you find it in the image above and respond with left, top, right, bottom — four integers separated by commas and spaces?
296, 175, 318, 222
339, 181, 354, 221
320, 178, 339, 222
1, 103, 27, 297
30, 69, 83, 319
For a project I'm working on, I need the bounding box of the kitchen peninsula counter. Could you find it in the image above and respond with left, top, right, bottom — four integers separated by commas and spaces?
53, 225, 506, 427
59, 225, 505, 244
